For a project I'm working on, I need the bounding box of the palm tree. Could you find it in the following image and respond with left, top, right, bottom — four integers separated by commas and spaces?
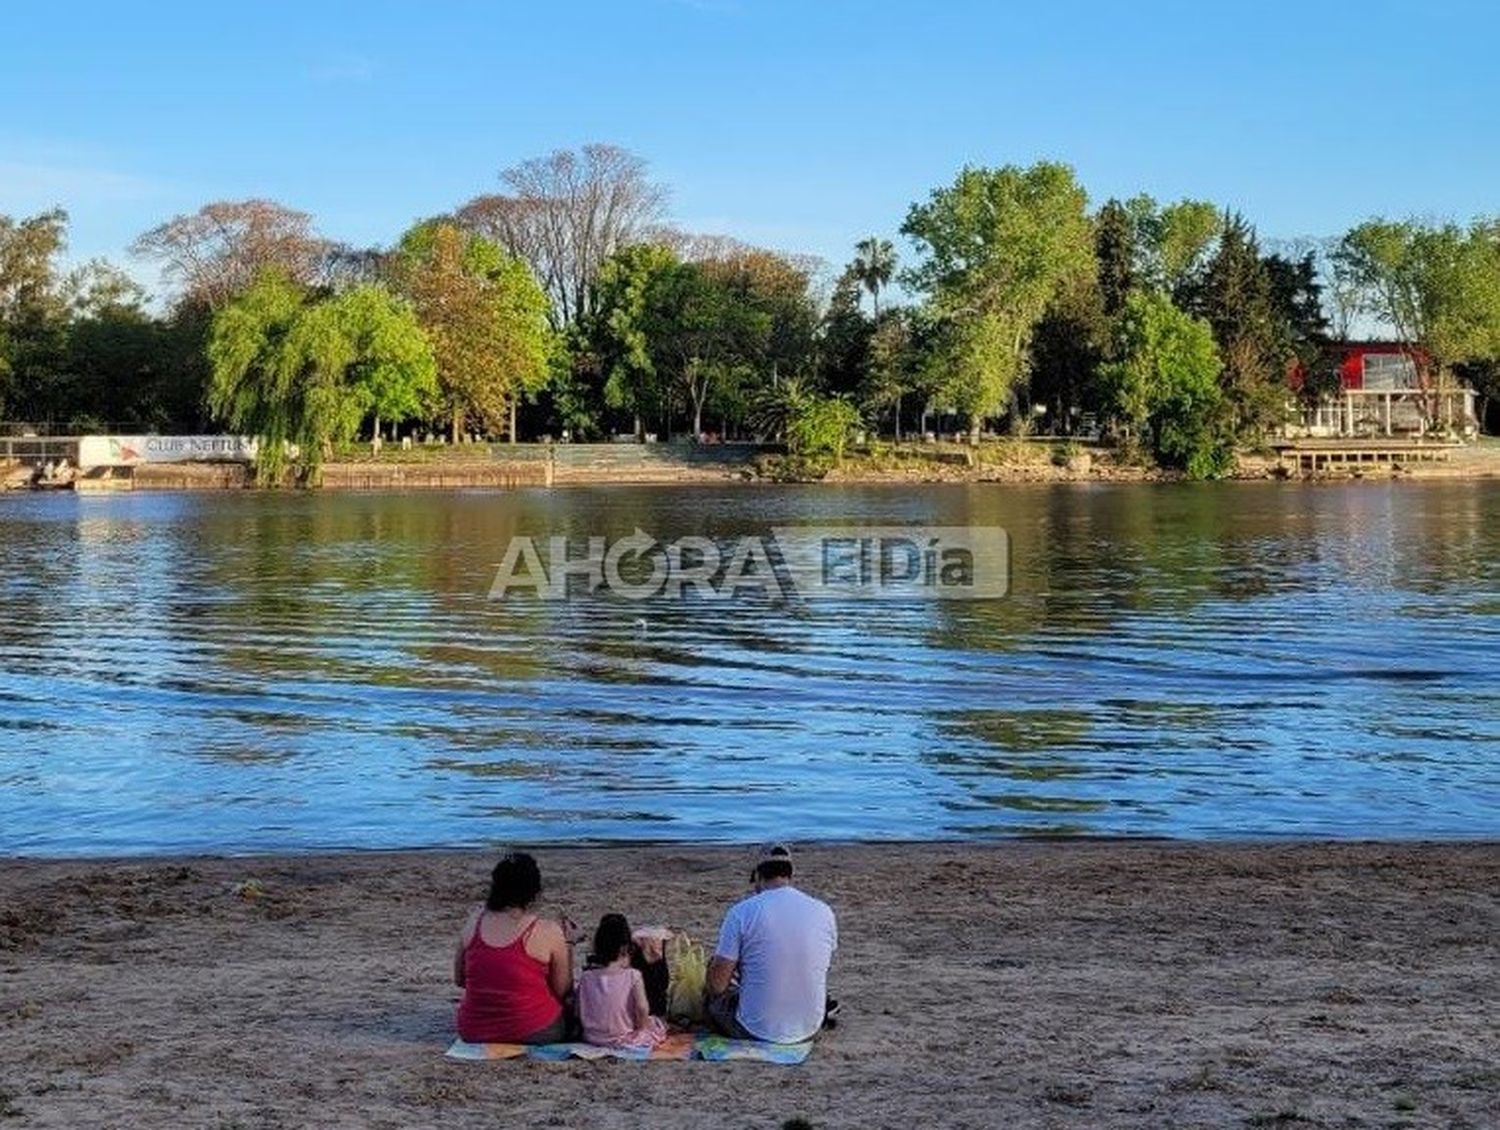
851, 237, 896, 319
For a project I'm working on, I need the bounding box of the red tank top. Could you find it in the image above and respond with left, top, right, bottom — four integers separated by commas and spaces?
456, 914, 564, 1043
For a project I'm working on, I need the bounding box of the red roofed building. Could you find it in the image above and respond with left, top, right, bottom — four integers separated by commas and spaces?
1288, 341, 1477, 438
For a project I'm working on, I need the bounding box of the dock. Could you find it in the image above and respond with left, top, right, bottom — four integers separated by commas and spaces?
1277, 439, 1462, 476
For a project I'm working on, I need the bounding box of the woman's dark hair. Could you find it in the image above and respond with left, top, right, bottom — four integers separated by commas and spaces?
589, 913, 633, 967
486, 851, 543, 911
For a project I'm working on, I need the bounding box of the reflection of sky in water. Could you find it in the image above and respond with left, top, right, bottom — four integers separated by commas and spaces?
1, 482, 1498, 855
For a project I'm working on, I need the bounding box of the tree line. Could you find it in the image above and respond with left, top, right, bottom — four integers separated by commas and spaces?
3, 144, 1498, 479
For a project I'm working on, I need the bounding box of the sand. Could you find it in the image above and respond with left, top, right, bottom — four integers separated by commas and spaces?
1, 842, 1496, 1128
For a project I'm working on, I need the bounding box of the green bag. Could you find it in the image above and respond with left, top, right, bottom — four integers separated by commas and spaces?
665, 931, 708, 1024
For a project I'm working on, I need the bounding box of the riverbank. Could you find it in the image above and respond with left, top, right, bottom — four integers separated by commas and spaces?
12, 436, 1500, 492
2, 842, 1494, 1128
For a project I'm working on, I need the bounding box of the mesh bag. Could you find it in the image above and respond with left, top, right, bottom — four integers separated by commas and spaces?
664, 931, 708, 1024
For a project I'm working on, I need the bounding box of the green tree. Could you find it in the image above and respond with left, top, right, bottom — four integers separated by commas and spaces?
207, 272, 436, 482
1336, 218, 1500, 427
1094, 199, 1137, 318
325, 285, 438, 441
862, 307, 918, 439
206, 272, 314, 482
391, 221, 550, 442
1029, 270, 1108, 432
787, 393, 861, 461
901, 161, 1094, 439
61, 260, 159, 428
1190, 213, 1288, 439
589, 242, 679, 438
1101, 291, 1229, 477
0, 208, 70, 421
650, 260, 768, 439
818, 267, 873, 397
1263, 250, 1332, 404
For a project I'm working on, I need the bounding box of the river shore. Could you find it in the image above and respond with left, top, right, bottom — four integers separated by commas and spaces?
1, 841, 1495, 1128
9, 437, 1500, 492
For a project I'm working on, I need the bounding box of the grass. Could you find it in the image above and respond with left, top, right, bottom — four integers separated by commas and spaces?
844, 437, 1090, 473
329, 440, 545, 465
1245, 1111, 1311, 1127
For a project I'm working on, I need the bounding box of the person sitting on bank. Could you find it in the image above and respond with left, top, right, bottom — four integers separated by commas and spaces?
706, 845, 838, 1043
576, 913, 669, 1050
453, 852, 572, 1044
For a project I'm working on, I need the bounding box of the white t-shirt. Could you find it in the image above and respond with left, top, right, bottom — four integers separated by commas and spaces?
714, 885, 838, 1043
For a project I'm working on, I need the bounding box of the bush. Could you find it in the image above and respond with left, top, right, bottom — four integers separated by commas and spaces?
754, 452, 834, 482
787, 394, 861, 462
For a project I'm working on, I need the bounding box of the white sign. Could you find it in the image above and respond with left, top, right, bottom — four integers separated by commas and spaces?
78, 435, 260, 469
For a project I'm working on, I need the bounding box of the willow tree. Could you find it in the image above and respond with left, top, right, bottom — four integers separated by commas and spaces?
902, 161, 1094, 439
391, 222, 550, 442
207, 273, 435, 482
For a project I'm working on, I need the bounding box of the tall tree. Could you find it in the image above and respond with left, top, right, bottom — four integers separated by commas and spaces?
1029, 270, 1108, 432
1128, 196, 1223, 299
60, 260, 159, 428
861, 306, 919, 439
1318, 236, 1363, 341
131, 200, 331, 309
587, 242, 680, 438
390, 222, 551, 442
0, 208, 69, 420
1336, 217, 1500, 426
1263, 249, 1331, 393
1094, 199, 1137, 318
649, 260, 768, 439
207, 272, 436, 481
851, 236, 897, 317
901, 161, 1094, 439
456, 144, 667, 326
1191, 213, 1288, 439
327, 286, 439, 441
1101, 290, 1229, 477
817, 268, 873, 397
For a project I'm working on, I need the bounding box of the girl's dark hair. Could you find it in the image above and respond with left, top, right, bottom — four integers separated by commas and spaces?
486, 852, 542, 911
589, 913, 633, 967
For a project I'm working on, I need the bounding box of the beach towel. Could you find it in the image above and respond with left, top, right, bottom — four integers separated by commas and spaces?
445, 1032, 812, 1065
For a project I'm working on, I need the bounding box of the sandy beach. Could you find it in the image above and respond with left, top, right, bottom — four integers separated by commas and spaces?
1, 842, 1495, 1128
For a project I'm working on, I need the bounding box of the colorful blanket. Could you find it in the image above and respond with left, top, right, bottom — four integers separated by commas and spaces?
446, 1032, 813, 1065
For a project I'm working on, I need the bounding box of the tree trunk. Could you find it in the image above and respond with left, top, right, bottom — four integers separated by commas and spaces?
634, 413, 643, 443
509, 399, 518, 444
450, 407, 463, 445
894, 393, 902, 442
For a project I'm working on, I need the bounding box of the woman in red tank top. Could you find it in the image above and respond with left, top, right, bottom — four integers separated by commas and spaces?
454, 853, 572, 1044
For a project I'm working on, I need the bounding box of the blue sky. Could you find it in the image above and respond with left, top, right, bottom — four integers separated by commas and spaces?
3, 0, 1497, 292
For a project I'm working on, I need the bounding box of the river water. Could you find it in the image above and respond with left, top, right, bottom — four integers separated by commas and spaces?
1, 482, 1497, 855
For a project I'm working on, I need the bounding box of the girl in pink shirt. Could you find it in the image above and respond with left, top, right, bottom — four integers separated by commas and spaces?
576, 914, 668, 1049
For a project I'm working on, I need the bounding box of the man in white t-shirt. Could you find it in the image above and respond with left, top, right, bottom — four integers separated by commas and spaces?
706, 845, 838, 1043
